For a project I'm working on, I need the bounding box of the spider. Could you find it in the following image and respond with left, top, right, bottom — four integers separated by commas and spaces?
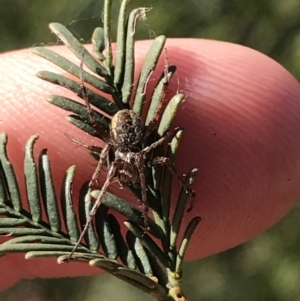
68, 60, 195, 258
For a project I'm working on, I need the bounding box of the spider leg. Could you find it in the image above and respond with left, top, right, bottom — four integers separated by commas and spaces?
135, 153, 149, 229
68, 162, 117, 260
141, 130, 173, 155
89, 143, 112, 188
150, 156, 196, 212
79, 59, 96, 126
65, 134, 103, 153
79, 59, 111, 143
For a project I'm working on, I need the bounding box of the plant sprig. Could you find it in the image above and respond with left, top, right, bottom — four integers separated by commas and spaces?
0, 1, 201, 300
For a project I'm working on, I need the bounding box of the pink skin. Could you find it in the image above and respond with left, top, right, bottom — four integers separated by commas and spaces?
0, 39, 300, 291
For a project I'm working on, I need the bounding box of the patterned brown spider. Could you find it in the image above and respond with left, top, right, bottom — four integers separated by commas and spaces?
68, 62, 195, 258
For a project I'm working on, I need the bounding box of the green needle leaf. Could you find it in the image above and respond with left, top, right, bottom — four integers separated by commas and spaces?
91, 190, 163, 239
0, 243, 86, 253
108, 214, 136, 269
0, 218, 28, 227
157, 93, 185, 137
170, 168, 198, 252
161, 130, 184, 228
122, 7, 153, 105
95, 204, 117, 260
32, 252, 104, 261
0, 228, 48, 236
66, 115, 104, 139
92, 27, 106, 61
114, 0, 130, 86
175, 216, 201, 275
61, 165, 80, 243
32, 47, 114, 95
82, 187, 100, 252
103, 0, 113, 72
133, 35, 166, 115
1, 235, 70, 246
125, 221, 170, 268
24, 135, 41, 223
90, 258, 167, 299
49, 23, 109, 78
47, 95, 110, 133
39, 150, 60, 232
145, 65, 176, 126
0, 133, 22, 211
126, 231, 153, 277
37, 71, 118, 116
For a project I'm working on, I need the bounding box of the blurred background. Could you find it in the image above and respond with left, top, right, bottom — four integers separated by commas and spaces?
1, 0, 300, 300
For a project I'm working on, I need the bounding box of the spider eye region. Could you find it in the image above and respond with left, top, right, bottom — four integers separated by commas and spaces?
110, 109, 143, 146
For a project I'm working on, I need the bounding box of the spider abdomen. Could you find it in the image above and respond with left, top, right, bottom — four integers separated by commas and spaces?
114, 148, 140, 185
110, 109, 143, 147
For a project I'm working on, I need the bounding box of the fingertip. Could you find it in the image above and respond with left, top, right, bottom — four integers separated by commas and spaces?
1, 39, 300, 281
158, 39, 300, 257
